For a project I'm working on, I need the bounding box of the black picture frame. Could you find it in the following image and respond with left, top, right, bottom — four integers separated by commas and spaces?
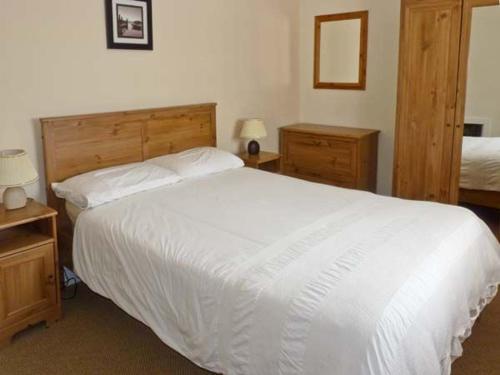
105, 0, 153, 50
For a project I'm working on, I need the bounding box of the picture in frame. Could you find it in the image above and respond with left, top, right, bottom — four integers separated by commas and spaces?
105, 0, 153, 50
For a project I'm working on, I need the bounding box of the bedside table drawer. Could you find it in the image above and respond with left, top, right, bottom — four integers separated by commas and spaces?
0, 243, 57, 329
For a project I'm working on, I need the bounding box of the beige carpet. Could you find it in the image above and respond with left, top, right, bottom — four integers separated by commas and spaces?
0, 285, 498, 375
0, 285, 212, 375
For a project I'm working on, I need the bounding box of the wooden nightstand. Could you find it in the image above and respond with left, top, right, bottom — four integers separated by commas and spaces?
239, 151, 281, 173
0, 199, 61, 347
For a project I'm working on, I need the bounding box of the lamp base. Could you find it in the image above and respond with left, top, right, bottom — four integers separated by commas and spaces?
247, 140, 260, 155
3, 186, 28, 210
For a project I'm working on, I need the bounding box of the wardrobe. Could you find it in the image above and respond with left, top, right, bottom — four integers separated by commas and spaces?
393, 0, 499, 204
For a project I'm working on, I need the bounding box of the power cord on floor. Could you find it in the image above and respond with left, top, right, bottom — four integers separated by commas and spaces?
61, 267, 78, 300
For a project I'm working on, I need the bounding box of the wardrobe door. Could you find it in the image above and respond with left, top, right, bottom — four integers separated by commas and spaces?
393, 0, 463, 202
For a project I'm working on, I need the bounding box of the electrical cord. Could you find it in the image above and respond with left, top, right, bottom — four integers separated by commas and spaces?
61, 267, 78, 300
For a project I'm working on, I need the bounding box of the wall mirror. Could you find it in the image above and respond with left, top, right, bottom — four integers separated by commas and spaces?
314, 11, 368, 90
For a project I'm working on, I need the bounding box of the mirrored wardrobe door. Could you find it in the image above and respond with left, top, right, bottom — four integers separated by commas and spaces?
457, 0, 500, 238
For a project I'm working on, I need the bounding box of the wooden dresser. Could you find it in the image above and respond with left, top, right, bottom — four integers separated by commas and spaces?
280, 124, 380, 192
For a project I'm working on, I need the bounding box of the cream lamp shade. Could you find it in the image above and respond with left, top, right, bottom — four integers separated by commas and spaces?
0, 150, 38, 210
240, 119, 267, 140
240, 119, 267, 155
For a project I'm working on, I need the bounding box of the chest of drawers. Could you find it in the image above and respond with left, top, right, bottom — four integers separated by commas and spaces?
280, 123, 380, 192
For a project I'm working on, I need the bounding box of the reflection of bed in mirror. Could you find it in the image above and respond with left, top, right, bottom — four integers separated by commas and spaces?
460, 135, 500, 209
459, 4, 500, 210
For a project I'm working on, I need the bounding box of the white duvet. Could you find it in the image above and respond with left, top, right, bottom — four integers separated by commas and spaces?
73, 168, 500, 375
461, 136, 500, 191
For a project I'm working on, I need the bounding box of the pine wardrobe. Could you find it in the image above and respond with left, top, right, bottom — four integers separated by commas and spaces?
393, 0, 499, 204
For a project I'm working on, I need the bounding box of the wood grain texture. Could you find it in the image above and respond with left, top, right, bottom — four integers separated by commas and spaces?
0, 228, 53, 258
470, 0, 500, 6
41, 103, 217, 189
459, 189, 500, 209
0, 201, 61, 346
0, 244, 56, 328
314, 11, 369, 90
239, 151, 281, 173
450, 0, 473, 204
281, 123, 377, 139
40, 103, 217, 268
280, 124, 379, 192
394, 0, 499, 205
0, 199, 56, 231
393, 0, 463, 203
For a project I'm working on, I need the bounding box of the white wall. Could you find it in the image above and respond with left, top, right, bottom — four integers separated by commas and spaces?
465, 6, 500, 137
1, 0, 403, 202
0, 0, 300, 202
299, 0, 400, 195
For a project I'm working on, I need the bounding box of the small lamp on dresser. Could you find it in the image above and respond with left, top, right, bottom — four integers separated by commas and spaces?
240, 119, 267, 155
0, 149, 38, 210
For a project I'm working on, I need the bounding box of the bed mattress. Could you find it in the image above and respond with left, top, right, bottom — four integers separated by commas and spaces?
461, 136, 500, 191
73, 167, 500, 375
65, 201, 83, 224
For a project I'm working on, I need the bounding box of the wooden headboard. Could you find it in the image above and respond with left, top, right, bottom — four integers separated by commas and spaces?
40, 102, 217, 267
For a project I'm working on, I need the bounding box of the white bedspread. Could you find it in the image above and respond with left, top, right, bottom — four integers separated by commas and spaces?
73, 168, 500, 375
461, 136, 500, 191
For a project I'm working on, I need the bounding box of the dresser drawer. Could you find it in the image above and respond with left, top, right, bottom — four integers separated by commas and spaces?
283, 167, 357, 189
283, 132, 357, 179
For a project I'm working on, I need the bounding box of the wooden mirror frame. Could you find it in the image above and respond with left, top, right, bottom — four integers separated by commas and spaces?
313, 11, 369, 90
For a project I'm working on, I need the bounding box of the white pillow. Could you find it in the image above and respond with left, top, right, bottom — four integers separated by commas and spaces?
147, 147, 244, 178
52, 162, 181, 209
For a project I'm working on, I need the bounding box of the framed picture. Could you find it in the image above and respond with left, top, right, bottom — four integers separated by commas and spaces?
105, 0, 153, 50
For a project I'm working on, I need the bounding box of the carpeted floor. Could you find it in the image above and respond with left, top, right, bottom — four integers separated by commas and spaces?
0, 284, 498, 375
0, 285, 212, 375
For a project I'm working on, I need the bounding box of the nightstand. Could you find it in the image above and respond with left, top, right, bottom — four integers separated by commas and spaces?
0, 199, 61, 347
239, 151, 281, 173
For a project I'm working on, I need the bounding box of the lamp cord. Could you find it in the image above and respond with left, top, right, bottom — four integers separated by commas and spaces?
61, 267, 78, 300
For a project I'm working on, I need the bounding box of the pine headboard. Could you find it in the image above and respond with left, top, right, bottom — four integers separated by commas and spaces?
40, 102, 217, 267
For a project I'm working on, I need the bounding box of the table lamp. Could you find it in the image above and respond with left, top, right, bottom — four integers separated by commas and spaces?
240, 119, 267, 155
0, 150, 39, 210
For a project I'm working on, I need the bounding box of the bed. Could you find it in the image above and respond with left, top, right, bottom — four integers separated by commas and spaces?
459, 136, 500, 209
41, 104, 500, 375
40, 103, 217, 268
